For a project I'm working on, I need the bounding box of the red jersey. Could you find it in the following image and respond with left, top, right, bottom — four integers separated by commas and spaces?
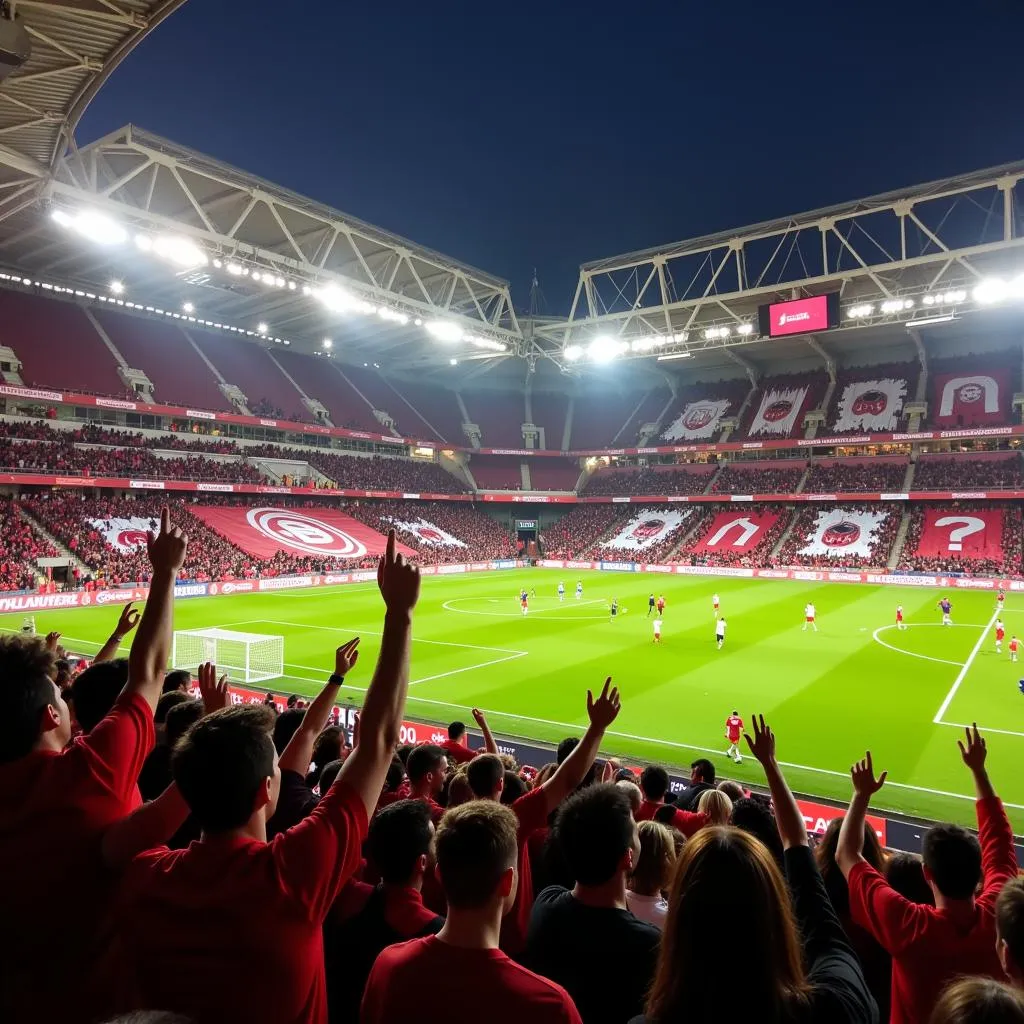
362, 936, 582, 1024
635, 799, 662, 822
896, 609, 903, 621
1011, 638, 1019, 653
0, 692, 153, 1022
725, 715, 743, 743
501, 785, 550, 955
849, 796, 1018, 1024
440, 737, 477, 765
656, 599, 665, 612
117, 779, 368, 1024
996, 627, 1005, 642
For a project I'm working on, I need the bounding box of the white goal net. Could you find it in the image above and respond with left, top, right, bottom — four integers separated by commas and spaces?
172, 628, 284, 684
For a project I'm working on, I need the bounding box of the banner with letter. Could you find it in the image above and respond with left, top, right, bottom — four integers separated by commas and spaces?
387, 516, 468, 548
602, 509, 691, 552
689, 511, 781, 555
661, 399, 732, 441
832, 378, 907, 432
798, 508, 890, 559
915, 508, 1004, 561
748, 386, 809, 437
931, 369, 1009, 427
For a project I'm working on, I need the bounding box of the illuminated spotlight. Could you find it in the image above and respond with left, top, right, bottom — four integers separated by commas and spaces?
373, 362, 380, 369
922, 295, 935, 305
212, 258, 223, 269
449, 358, 458, 366
183, 302, 195, 314
737, 323, 754, 336
564, 345, 583, 362
251, 271, 262, 283
974, 278, 1009, 304
52, 208, 128, 246
1012, 274, 1024, 299
425, 320, 464, 343
109, 280, 124, 295
301, 284, 312, 296
287, 280, 296, 290
50, 209, 73, 227
227, 262, 243, 276
414, 317, 423, 327
257, 322, 269, 335
588, 336, 626, 364
323, 338, 333, 350
153, 235, 208, 269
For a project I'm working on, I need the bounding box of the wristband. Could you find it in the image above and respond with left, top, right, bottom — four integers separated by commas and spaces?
328, 673, 345, 686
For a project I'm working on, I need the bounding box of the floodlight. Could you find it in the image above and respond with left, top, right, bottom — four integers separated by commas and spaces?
183, 302, 194, 313
564, 345, 583, 361
974, 278, 1009, 304
257, 322, 269, 334
323, 339, 333, 350
425, 320, 464, 343
153, 235, 207, 269
109, 280, 124, 295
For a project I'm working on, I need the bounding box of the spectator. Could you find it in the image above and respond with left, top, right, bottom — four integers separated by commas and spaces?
636, 765, 670, 820
885, 852, 935, 906
162, 669, 191, 694
361, 801, 582, 1024
406, 743, 449, 823
676, 757, 716, 810
998, 877, 1024, 988
626, 820, 674, 930
524, 783, 661, 1024
929, 978, 1024, 1024
729, 796, 784, 868
836, 728, 1018, 1024
440, 709, 497, 764
696, 787, 732, 825
616, 779, 643, 815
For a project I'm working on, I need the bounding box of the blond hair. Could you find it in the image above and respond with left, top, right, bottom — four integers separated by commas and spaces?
629, 820, 676, 896
698, 788, 733, 825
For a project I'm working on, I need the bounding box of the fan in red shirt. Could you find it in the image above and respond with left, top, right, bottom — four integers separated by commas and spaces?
463, 677, 622, 955
636, 764, 709, 837
836, 727, 1019, 1024
116, 530, 423, 1024
361, 800, 582, 1024
406, 742, 449, 823
440, 708, 498, 764
0, 509, 190, 1024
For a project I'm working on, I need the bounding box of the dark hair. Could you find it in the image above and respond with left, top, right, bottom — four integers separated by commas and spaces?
922, 823, 982, 900
319, 759, 343, 793
272, 708, 305, 754
929, 977, 1024, 1024
385, 755, 406, 791
71, 658, 129, 734
164, 699, 204, 748
54, 658, 72, 689
156, 689, 191, 725
435, 800, 517, 908
172, 705, 276, 833
286, 694, 298, 708
691, 758, 715, 784
997, 876, 1024, 971
370, 799, 434, 884
555, 736, 597, 788
730, 798, 784, 869
406, 743, 446, 783
162, 669, 191, 694
466, 753, 504, 798
311, 726, 345, 776
395, 744, 413, 765
817, 817, 885, 916
886, 852, 935, 906
448, 720, 466, 742
500, 770, 527, 806
0, 635, 59, 763
717, 779, 746, 802
554, 783, 635, 886
640, 765, 669, 800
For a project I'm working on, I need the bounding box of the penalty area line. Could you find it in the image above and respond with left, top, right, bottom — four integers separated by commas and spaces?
933, 607, 1001, 724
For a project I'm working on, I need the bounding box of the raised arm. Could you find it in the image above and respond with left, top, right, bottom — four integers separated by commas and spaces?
743, 714, 807, 849
540, 677, 621, 812
472, 707, 498, 755
126, 508, 188, 713
836, 752, 887, 877
337, 531, 420, 819
279, 638, 360, 775
92, 603, 141, 665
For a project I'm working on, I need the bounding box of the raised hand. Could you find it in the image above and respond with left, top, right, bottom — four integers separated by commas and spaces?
198, 662, 231, 714
958, 723, 987, 772
45, 631, 61, 652
743, 713, 776, 766
146, 507, 188, 574
850, 752, 887, 797
334, 637, 360, 677
115, 602, 141, 638
377, 529, 420, 614
586, 677, 621, 730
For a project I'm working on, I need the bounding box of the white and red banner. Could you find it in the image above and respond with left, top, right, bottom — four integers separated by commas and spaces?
87, 516, 159, 553
189, 506, 416, 560
388, 516, 467, 548
798, 508, 890, 559
603, 509, 690, 551
661, 399, 732, 441
833, 379, 907, 432
932, 370, 1009, 427
915, 508, 1004, 561
748, 386, 809, 437
689, 511, 781, 555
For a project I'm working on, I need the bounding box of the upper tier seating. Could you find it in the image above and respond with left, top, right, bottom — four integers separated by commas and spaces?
825, 360, 919, 435
468, 454, 522, 490
913, 454, 1024, 491
273, 351, 379, 431
569, 390, 643, 449
530, 392, 569, 450
803, 459, 909, 492
527, 458, 581, 491
461, 390, 527, 448
583, 464, 716, 497
710, 463, 804, 494
735, 370, 828, 440
658, 378, 750, 443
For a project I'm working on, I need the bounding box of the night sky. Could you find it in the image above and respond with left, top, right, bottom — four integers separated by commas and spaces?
78, 0, 1024, 313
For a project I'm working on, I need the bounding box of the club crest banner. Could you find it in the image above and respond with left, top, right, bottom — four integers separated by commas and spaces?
833, 378, 907, 432
748, 386, 809, 437
388, 517, 467, 548
932, 370, 1009, 427
604, 509, 691, 551
662, 399, 732, 441
798, 508, 890, 559
87, 516, 159, 553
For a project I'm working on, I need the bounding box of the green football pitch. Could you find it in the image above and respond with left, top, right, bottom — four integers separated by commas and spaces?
4, 569, 1023, 833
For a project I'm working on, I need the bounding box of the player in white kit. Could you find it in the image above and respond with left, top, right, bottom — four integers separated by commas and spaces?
715, 616, 726, 650
652, 617, 662, 644
712, 593, 720, 619
575, 580, 583, 600
802, 602, 817, 632
558, 581, 565, 602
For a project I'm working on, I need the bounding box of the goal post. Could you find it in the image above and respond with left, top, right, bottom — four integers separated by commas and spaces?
172, 628, 284, 684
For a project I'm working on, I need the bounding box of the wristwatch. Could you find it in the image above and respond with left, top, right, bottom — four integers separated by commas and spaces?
328, 673, 345, 686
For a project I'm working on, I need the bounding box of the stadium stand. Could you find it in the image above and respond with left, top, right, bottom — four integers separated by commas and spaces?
0, 497, 58, 591
898, 503, 1024, 575
274, 351, 379, 431
803, 458, 909, 493
773, 505, 900, 568
735, 370, 829, 440
680, 504, 789, 566
582, 464, 716, 496
540, 505, 624, 558
657, 378, 750, 443
913, 454, 1024, 491
568, 389, 642, 448
461, 390, 527, 448
305, 451, 470, 493
710, 462, 805, 494
825, 361, 920, 435
530, 391, 570, 449
526, 457, 581, 491
617, 386, 671, 444
468, 454, 523, 490
382, 380, 464, 443
338, 364, 410, 433
924, 351, 1019, 428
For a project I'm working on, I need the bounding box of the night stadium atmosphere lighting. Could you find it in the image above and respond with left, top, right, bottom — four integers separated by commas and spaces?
564, 345, 583, 361
906, 314, 956, 328
51, 207, 127, 246
322, 338, 333, 349
425, 320, 465, 343
449, 358, 458, 365
847, 304, 875, 318
109, 280, 124, 295
880, 298, 915, 313
656, 351, 693, 361
152, 234, 208, 269
256, 322, 269, 334
182, 302, 194, 313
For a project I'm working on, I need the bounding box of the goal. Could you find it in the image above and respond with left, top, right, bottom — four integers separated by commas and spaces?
172, 628, 284, 684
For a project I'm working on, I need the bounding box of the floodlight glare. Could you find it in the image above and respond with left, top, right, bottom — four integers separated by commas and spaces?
425, 320, 465, 343
153, 235, 208, 269
564, 345, 583, 361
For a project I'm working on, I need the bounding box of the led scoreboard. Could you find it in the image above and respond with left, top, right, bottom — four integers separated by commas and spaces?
757, 293, 840, 339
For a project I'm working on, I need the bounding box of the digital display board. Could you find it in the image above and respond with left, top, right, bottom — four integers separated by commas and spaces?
758, 293, 840, 339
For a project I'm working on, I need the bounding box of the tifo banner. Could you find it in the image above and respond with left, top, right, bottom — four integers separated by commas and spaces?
689, 511, 781, 555
190, 506, 415, 560
661, 399, 732, 441
748, 386, 809, 437
603, 509, 691, 551
87, 516, 159, 553
916, 508, 1004, 561
798, 508, 890, 559
931, 369, 1009, 427
388, 516, 467, 548
833, 378, 907, 432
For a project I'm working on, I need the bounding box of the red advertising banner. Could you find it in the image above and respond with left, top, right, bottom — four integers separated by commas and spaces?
931, 369, 1010, 428
915, 508, 1005, 561
689, 511, 781, 555
189, 505, 416, 560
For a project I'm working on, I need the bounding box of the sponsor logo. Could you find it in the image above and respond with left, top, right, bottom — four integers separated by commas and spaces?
186, 409, 217, 420
437, 564, 468, 574
793, 571, 824, 581
402, 493, 421, 499
489, 449, 530, 455
666, 496, 691, 502
675, 565, 754, 577
939, 427, 1012, 439
741, 442, 764, 449
954, 578, 996, 589
756, 569, 791, 579
257, 486, 291, 494
323, 574, 351, 585
821, 521, 861, 547
600, 561, 637, 572
827, 572, 864, 583
257, 576, 315, 591
950, 491, 988, 500
803, 493, 838, 501
778, 310, 810, 326
470, 563, 490, 571
351, 571, 377, 582
880, 493, 909, 501
818, 435, 872, 445
643, 563, 673, 573
0, 592, 85, 612
259, 418, 279, 427
347, 431, 373, 439
0, 385, 63, 401
246, 508, 367, 557
612, 496, 632, 503
220, 582, 258, 596
174, 584, 208, 598
729, 495, 753, 502
492, 560, 518, 569
96, 398, 137, 410
96, 589, 143, 605
197, 483, 235, 492
57, 476, 95, 486
130, 480, 166, 489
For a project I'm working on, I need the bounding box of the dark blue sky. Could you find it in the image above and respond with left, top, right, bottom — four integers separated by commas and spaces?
79, 0, 1024, 313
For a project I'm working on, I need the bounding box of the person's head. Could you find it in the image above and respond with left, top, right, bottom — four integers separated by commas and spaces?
997, 877, 1024, 983
616, 779, 643, 815
318, 759, 343, 793
929, 978, 1024, 1024
162, 669, 191, 694
717, 779, 746, 802
500, 770, 527, 806
164, 699, 204, 749
272, 708, 305, 754
54, 658, 72, 691
534, 762, 557, 787
385, 755, 406, 792
730, 797, 784, 868
0, 635, 67, 763
647, 826, 809, 1021
434, 800, 518, 914
553, 783, 639, 889
629, 820, 675, 897
690, 758, 715, 785
447, 771, 474, 808
922, 822, 983, 902
556, 736, 597, 788
369, 799, 435, 887
640, 764, 670, 801
407, 743, 448, 797
311, 726, 345, 774
466, 753, 504, 800
172, 705, 279, 834
885, 852, 935, 907
817, 817, 886, 915
71, 658, 129, 734
448, 720, 467, 743
697, 788, 732, 825
286, 694, 298, 709
395, 743, 413, 765
155, 689, 191, 726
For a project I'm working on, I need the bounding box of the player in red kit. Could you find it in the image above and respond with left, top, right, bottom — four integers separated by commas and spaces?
656, 594, 665, 615
895, 605, 906, 630
1011, 635, 1019, 663
724, 711, 743, 764
997, 589, 1005, 611
995, 620, 1005, 654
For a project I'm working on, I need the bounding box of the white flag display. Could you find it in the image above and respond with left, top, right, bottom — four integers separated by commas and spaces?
797, 508, 890, 559
388, 517, 467, 548
748, 386, 808, 436
661, 399, 732, 441
604, 508, 691, 552
833, 378, 907, 432
87, 516, 159, 553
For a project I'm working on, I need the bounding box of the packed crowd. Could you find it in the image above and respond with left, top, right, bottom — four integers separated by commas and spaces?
804, 461, 909, 493
913, 456, 1024, 492
773, 506, 900, 569
0, 498, 58, 591
583, 466, 715, 497
680, 505, 789, 567
898, 505, 1024, 576
709, 463, 805, 494
539, 505, 624, 559
308, 451, 470, 494
3, 520, 1022, 1024
825, 362, 919, 435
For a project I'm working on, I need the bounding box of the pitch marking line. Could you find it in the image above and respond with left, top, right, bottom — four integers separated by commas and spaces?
871, 623, 984, 668
442, 598, 611, 620
933, 606, 1002, 724
272, 572, 517, 597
